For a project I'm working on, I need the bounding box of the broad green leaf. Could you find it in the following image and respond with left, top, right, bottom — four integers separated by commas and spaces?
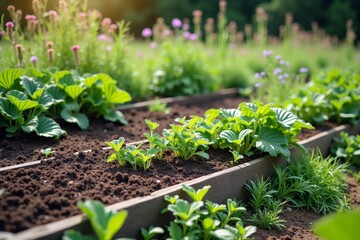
256, 127, 290, 159
84, 75, 100, 88
77, 200, 128, 240
37, 92, 55, 110
103, 83, 131, 104
35, 116, 66, 138
21, 116, 38, 133
273, 108, 298, 129
194, 151, 209, 159
53, 70, 75, 86
211, 229, 235, 240
27, 68, 45, 79
46, 85, 66, 103
6, 90, 27, 100
313, 210, 360, 240
105, 211, 128, 240
0, 68, 26, 90
105, 137, 125, 152
0, 97, 22, 120
145, 119, 159, 132
96, 73, 117, 84
63, 230, 96, 240
65, 85, 84, 100
220, 108, 241, 119
103, 110, 128, 125
167, 222, 182, 240
20, 76, 42, 97
84, 87, 104, 106
61, 105, 89, 130
7, 95, 38, 112
182, 185, 211, 201
220, 130, 238, 142
256, 104, 272, 118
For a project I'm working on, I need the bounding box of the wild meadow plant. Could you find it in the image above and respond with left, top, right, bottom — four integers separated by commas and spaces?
251, 50, 308, 103
1, 0, 133, 95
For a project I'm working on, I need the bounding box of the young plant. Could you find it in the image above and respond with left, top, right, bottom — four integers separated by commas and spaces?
40, 148, 54, 158
249, 199, 285, 230
144, 119, 168, 158
160, 185, 255, 240
163, 124, 210, 160
211, 222, 257, 240
105, 137, 127, 166
141, 226, 164, 240
330, 132, 360, 166
63, 200, 131, 240
148, 98, 170, 114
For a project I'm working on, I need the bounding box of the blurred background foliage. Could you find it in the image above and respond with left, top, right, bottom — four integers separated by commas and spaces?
1, 0, 359, 41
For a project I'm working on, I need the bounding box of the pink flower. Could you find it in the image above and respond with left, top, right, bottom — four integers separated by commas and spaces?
30, 56, 38, 63
48, 10, 57, 16
25, 15, 37, 21
6, 22, 14, 28
150, 42, 157, 49
171, 18, 182, 28
71, 45, 80, 52
141, 28, 152, 38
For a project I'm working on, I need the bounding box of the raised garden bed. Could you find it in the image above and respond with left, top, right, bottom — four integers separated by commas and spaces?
0, 90, 359, 240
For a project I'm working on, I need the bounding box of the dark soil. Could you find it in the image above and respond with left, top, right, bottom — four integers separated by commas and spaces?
251, 175, 360, 240
0, 97, 245, 167
0, 94, 350, 237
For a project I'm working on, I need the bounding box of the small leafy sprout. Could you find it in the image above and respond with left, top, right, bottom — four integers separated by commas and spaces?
211, 222, 257, 240
63, 200, 130, 240
105, 137, 127, 166
148, 98, 170, 114
41, 148, 54, 158
141, 226, 164, 240
182, 185, 211, 201
249, 199, 286, 230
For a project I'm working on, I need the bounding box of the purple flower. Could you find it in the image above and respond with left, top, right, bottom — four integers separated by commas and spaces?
97, 34, 109, 42
141, 28, 152, 38
189, 33, 198, 41
254, 73, 261, 79
30, 56, 38, 63
255, 82, 261, 88
5, 22, 14, 28
171, 18, 182, 28
260, 71, 266, 77
275, 55, 281, 60
182, 23, 190, 31
273, 68, 282, 75
280, 79, 286, 84
283, 73, 289, 78
278, 75, 284, 81
262, 50, 273, 57
279, 60, 286, 65
299, 67, 308, 73
183, 31, 191, 40
163, 29, 171, 36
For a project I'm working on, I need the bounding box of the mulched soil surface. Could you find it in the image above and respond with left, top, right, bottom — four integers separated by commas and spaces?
0, 94, 353, 237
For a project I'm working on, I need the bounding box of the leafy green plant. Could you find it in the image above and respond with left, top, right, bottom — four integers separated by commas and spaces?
150, 42, 217, 97
284, 69, 360, 125
144, 119, 168, 158
41, 148, 54, 158
163, 122, 210, 160
330, 132, 360, 166
249, 199, 285, 230
313, 209, 360, 240
158, 185, 256, 240
63, 200, 131, 240
0, 69, 66, 138
353, 172, 360, 183
106, 137, 159, 171
141, 226, 164, 240
148, 98, 170, 114
252, 51, 308, 103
